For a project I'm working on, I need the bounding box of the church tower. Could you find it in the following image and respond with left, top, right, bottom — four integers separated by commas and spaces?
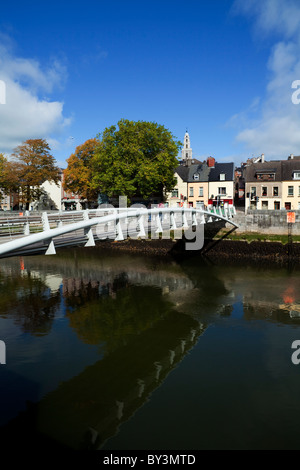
181, 130, 192, 163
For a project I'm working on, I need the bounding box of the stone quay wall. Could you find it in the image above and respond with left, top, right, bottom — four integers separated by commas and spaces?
230, 210, 300, 235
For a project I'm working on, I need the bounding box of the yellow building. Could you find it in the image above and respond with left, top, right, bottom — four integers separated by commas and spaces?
244, 155, 300, 211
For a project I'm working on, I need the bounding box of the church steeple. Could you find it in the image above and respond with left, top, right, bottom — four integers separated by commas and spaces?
182, 130, 192, 162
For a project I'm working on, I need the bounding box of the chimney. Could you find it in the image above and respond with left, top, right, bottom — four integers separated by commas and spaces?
261, 153, 265, 163
207, 156, 215, 168
289, 153, 294, 160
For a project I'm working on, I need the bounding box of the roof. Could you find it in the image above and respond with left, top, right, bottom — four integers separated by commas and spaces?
281, 160, 300, 181
243, 161, 282, 182
244, 159, 300, 182
176, 165, 190, 182
175, 162, 211, 183
208, 162, 234, 182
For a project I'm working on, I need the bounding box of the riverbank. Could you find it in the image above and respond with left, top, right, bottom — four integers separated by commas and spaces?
92, 236, 300, 265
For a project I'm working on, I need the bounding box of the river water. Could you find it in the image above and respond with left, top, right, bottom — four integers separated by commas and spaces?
0, 246, 300, 450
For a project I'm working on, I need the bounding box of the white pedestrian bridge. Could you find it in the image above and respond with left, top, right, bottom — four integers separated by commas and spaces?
0, 205, 238, 258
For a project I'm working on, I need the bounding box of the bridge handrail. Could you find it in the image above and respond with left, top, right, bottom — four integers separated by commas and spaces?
0, 207, 238, 257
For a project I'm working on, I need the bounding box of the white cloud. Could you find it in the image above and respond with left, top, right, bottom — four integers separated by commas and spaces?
231, 0, 300, 158
0, 39, 70, 155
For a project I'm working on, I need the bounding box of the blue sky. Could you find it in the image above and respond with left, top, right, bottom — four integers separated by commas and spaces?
1, 0, 300, 168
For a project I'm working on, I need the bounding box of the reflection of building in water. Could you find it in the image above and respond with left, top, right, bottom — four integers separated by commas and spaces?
243, 298, 300, 324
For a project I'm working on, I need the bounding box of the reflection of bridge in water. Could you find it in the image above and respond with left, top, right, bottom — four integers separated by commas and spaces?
0, 206, 238, 258
0, 248, 239, 449
0, 298, 205, 449
0, 249, 197, 311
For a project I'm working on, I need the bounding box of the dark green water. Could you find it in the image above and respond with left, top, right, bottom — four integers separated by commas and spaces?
0, 246, 300, 450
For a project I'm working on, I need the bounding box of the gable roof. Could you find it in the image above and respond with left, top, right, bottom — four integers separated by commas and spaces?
243, 159, 300, 182
243, 161, 282, 182
208, 162, 234, 182
281, 160, 300, 181
175, 162, 210, 183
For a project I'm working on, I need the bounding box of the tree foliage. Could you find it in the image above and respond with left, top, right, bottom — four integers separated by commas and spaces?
63, 138, 99, 201
0, 153, 22, 195
11, 139, 60, 209
92, 119, 181, 201
0, 153, 9, 192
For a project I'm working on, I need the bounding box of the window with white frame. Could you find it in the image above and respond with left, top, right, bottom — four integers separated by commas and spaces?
218, 187, 226, 195
171, 189, 178, 198
199, 187, 203, 197
293, 172, 300, 180
288, 186, 294, 196
189, 187, 194, 197
220, 173, 225, 181
193, 173, 199, 180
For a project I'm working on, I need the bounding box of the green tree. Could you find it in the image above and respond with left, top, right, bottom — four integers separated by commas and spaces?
11, 139, 60, 210
63, 138, 99, 203
92, 119, 181, 202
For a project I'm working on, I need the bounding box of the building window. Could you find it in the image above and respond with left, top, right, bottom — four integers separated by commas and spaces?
256, 173, 275, 181
298, 186, 300, 197
193, 173, 199, 180
171, 189, 178, 198
262, 201, 268, 209
288, 186, 294, 196
262, 187, 267, 196
285, 202, 291, 210
251, 186, 256, 197
293, 172, 300, 180
199, 187, 203, 197
274, 201, 280, 210
186, 144, 188, 149
186, 153, 188, 159
189, 187, 194, 197
220, 173, 225, 181
273, 187, 279, 197
218, 187, 226, 195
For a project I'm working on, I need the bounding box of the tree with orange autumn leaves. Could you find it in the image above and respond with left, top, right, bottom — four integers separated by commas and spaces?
63, 138, 99, 202
0, 139, 60, 210
10, 139, 60, 210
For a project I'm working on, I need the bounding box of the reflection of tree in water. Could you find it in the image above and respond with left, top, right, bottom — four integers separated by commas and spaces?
64, 274, 174, 354
0, 272, 60, 336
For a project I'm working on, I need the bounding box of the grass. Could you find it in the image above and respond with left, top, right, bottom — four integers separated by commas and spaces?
213, 230, 300, 244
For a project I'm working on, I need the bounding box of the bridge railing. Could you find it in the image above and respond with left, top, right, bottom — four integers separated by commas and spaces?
0, 205, 238, 257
